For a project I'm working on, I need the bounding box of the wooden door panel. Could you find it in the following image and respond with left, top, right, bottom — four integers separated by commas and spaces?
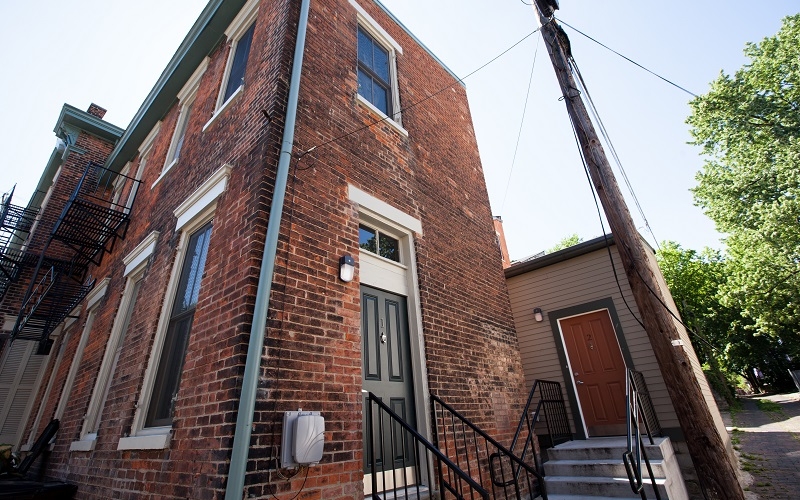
561, 310, 627, 436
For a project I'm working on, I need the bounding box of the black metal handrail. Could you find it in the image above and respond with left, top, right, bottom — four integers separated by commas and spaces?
508, 379, 571, 471
622, 369, 662, 500
365, 392, 489, 499
430, 394, 546, 499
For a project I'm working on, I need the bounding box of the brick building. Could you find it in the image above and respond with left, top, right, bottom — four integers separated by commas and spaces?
0, 0, 529, 498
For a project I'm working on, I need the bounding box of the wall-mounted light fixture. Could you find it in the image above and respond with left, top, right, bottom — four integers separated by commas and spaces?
533, 307, 544, 322
339, 255, 355, 282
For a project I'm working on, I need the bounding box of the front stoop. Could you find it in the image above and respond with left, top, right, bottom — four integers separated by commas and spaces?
544, 437, 689, 500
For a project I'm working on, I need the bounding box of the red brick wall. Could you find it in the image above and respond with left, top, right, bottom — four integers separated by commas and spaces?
11, 1, 528, 498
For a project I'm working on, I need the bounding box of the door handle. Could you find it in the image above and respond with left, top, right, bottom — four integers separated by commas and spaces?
575, 380, 584, 384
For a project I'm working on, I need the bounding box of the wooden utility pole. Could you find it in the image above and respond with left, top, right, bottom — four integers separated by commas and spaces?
531, 2, 744, 498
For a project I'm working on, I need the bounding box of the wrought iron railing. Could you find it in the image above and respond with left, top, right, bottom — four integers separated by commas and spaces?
365, 391, 489, 499
0, 186, 40, 301
430, 394, 546, 499
51, 162, 141, 267
508, 379, 572, 467
10, 161, 139, 349
622, 369, 663, 500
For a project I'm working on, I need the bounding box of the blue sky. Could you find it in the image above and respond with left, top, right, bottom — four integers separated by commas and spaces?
1, 1, 797, 260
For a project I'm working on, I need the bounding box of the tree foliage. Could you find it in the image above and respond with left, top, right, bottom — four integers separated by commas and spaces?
655, 242, 796, 392
687, 15, 800, 353
547, 233, 583, 253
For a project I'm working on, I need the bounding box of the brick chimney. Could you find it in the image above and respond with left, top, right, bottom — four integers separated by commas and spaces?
87, 103, 107, 119
493, 216, 511, 269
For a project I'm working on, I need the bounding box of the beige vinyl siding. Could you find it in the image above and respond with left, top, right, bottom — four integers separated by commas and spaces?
507, 245, 680, 434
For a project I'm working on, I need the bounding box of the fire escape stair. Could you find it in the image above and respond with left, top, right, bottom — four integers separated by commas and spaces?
0, 188, 39, 301
8, 162, 140, 351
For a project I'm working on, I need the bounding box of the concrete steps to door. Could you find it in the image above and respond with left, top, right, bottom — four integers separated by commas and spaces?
543, 437, 688, 500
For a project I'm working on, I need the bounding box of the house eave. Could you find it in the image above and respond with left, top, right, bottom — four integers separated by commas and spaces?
505, 235, 616, 278
104, 0, 248, 173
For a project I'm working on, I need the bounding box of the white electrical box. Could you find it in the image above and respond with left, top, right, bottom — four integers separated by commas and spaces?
281, 410, 325, 468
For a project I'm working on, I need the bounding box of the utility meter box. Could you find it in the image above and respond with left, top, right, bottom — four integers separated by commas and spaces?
281, 410, 325, 468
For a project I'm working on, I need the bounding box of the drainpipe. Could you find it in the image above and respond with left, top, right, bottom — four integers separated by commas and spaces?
225, 0, 311, 498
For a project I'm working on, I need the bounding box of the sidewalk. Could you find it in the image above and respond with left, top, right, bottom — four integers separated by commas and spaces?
723, 392, 800, 499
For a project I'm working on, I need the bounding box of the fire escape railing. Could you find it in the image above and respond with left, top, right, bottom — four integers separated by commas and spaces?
623, 369, 663, 500
365, 391, 489, 499
430, 394, 547, 499
10, 162, 140, 351
0, 186, 40, 301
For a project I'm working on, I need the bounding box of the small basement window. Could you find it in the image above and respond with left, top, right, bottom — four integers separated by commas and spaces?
359, 224, 399, 262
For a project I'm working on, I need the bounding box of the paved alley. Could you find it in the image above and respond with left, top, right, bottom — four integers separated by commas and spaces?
726, 392, 800, 499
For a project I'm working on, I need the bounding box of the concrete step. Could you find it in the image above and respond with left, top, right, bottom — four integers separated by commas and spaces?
545, 475, 668, 498
546, 496, 641, 500
544, 458, 666, 478
548, 436, 672, 462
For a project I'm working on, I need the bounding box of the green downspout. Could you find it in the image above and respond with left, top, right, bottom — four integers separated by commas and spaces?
225, 0, 311, 497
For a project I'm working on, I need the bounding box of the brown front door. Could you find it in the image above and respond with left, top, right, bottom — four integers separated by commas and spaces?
560, 310, 627, 437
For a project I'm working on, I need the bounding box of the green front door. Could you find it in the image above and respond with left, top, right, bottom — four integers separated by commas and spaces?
361, 285, 416, 472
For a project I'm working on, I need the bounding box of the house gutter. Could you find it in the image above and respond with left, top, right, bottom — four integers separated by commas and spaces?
224, 0, 311, 498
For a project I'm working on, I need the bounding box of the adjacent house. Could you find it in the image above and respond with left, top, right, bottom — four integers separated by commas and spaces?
0, 0, 528, 497
505, 234, 733, 497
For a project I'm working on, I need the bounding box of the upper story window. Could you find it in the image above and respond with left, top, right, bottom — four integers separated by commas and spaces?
358, 27, 391, 116
349, 0, 404, 131
359, 224, 400, 262
222, 22, 255, 103
161, 61, 207, 177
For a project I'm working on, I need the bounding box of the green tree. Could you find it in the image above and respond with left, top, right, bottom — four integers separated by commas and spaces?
547, 233, 583, 253
687, 14, 800, 388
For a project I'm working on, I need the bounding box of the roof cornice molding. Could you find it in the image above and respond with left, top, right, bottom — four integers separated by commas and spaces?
105, 0, 247, 172
54, 104, 124, 142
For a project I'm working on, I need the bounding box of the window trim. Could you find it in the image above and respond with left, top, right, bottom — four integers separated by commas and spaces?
54, 279, 109, 424
120, 168, 229, 449
158, 62, 207, 184
209, 0, 260, 120
350, 0, 405, 132
71, 234, 157, 451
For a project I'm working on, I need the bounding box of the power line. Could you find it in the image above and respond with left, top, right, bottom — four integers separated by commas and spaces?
500, 35, 540, 215
298, 27, 541, 158
557, 18, 698, 98
569, 56, 661, 250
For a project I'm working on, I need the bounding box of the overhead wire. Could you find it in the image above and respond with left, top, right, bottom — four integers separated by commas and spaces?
297, 27, 541, 159
568, 56, 661, 250
500, 34, 540, 215
551, 27, 721, 354
557, 18, 698, 98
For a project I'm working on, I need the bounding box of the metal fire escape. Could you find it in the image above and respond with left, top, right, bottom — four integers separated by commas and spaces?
0, 186, 40, 302
8, 162, 141, 353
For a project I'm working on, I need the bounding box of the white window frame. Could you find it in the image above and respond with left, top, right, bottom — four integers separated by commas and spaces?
155, 60, 208, 185
349, 0, 407, 136
71, 232, 158, 452
22, 317, 78, 452
53, 279, 109, 423
204, 0, 260, 131
119, 166, 230, 451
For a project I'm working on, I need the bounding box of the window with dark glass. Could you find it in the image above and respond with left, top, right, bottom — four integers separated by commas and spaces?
357, 27, 391, 115
145, 221, 212, 427
223, 22, 255, 103
359, 224, 399, 262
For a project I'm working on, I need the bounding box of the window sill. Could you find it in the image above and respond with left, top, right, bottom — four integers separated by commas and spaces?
117, 430, 171, 450
356, 94, 408, 137
203, 85, 243, 132
69, 438, 96, 452
151, 159, 177, 188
